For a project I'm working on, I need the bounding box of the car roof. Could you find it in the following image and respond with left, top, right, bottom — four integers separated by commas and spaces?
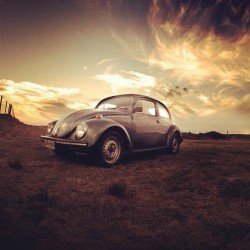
98, 94, 167, 107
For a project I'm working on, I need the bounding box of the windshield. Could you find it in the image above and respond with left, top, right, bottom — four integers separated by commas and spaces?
96, 96, 133, 112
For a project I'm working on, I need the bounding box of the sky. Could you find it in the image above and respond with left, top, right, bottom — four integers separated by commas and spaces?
0, 0, 249, 133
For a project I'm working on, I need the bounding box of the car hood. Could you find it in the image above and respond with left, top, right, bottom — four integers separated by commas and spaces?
53, 109, 128, 138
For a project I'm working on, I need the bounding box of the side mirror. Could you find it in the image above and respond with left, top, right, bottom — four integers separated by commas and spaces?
134, 106, 143, 113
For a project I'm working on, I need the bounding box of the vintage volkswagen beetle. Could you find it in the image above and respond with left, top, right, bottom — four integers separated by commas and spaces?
41, 94, 183, 166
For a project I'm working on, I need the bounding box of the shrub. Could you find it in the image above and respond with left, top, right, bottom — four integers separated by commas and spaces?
7, 158, 23, 170
26, 189, 50, 226
166, 170, 189, 192
208, 223, 250, 243
108, 180, 126, 197
219, 178, 250, 199
29, 189, 49, 203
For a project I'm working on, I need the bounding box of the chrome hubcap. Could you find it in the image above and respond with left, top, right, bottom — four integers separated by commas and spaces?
172, 137, 179, 153
102, 137, 121, 164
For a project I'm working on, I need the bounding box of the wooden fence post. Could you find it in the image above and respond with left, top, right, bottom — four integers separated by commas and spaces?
0, 97, 15, 117
0, 96, 2, 113
8, 104, 12, 115
5, 100, 8, 114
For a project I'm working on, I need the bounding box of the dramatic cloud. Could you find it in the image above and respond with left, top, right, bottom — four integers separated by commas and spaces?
0, 80, 90, 124
146, 0, 250, 86
106, 0, 250, 132
149, 0, 250, 39
96, 71, 156, 93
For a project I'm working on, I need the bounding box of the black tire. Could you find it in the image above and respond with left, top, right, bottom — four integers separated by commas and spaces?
168, 133, 180, 154
97, 131, 123, 167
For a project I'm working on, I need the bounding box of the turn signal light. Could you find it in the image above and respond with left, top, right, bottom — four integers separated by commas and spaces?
96, 114, 103, 119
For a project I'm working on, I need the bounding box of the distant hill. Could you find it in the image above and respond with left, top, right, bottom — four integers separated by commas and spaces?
0, 114, 23, 125
0, 114, 45, 137
183, 131, 250, 140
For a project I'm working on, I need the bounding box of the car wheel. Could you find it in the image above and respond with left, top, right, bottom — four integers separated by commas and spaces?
168, 133, 180, 154
98, 131, 123, 167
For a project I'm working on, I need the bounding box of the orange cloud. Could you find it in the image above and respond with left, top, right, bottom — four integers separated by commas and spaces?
96, 71, 156, 93
0, 79, 90, 125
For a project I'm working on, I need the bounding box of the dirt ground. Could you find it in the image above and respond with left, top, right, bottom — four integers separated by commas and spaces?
0, 115, 249, 250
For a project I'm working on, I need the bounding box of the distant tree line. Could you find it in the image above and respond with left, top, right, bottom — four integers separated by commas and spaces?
183, 131, 250, 140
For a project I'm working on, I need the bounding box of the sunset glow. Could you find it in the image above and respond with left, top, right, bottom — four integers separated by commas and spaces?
0, 0, 249, 133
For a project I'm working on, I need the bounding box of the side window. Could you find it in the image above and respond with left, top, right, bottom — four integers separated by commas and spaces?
135, 99, 156, 116
134, 100, 142, 111
158, 103, 170, 119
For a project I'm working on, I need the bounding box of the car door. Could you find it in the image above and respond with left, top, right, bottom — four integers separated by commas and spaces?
131, 99, 163, 150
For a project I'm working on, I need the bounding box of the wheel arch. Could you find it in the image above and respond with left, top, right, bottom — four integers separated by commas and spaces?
97, 126, 132, 153
85, 117, 133, 153
166, 125, 183, 147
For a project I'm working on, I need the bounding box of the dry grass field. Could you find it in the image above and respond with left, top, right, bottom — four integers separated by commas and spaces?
0, 115, 249, 250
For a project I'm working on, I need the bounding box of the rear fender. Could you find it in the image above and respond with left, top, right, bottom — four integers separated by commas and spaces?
166, 125, 183, 147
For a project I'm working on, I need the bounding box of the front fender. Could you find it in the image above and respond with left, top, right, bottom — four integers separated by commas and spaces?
166, 125, 183, 147
84, 118, 133, 151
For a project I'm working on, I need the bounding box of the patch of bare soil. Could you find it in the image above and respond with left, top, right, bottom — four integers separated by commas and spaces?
0, 116, 249, 249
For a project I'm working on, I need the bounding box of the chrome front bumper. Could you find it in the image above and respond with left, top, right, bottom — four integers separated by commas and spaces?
41, 135, 88, 149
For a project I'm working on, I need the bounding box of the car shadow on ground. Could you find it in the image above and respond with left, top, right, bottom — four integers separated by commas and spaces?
122, 149, 170, 164
54, 152, 100, 167
54, 149, 171, 168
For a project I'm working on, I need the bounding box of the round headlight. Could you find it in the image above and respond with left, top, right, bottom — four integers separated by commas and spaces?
53, 127, 59, 137
47, 123, 54, 134
75, 124, 87, 139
